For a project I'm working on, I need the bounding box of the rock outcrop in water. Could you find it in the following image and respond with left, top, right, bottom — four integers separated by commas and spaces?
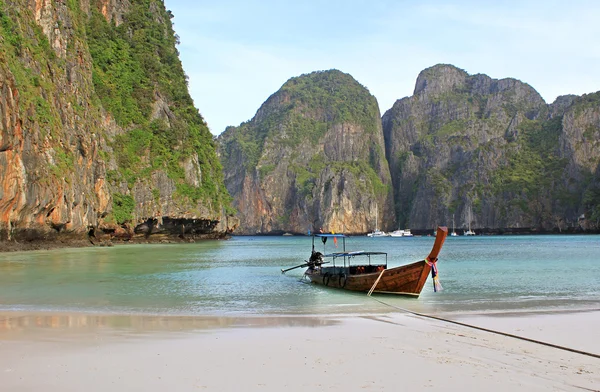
0, 0, 235, 249
220, 64, 600, 234
382, 64, 600, 232
218, 70, 394, 234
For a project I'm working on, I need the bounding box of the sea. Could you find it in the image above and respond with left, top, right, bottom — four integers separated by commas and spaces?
0, 234, 599, 317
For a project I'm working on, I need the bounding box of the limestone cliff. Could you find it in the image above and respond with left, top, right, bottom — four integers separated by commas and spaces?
0, 0, 234, 246
383, 64, 600, 232
218, 70, 394, 234
558, 92, 600, 229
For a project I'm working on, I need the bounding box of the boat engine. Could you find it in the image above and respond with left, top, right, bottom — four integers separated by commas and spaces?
308, 251, 324, 268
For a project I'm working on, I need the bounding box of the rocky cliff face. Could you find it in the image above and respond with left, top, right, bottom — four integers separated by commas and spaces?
556, 92, 600, 229
0, 0, 234, 246
219, 70, 394, 234
220, 64, 600, 234
383, 64, 600, 232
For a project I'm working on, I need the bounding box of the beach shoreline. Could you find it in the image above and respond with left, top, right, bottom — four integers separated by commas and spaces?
1, 310, 598, 391
0, 233, 234, 253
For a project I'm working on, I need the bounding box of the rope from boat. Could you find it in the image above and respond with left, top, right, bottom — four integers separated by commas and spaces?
368, 297, 600, 360
367, 269, 386, 296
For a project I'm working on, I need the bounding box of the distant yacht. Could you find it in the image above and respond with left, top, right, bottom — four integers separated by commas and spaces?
389, 229, 413, 237
367, 204, 387, 237
450, 216, 458, 236
367, 229, 388, 237
464, 207, 476, 236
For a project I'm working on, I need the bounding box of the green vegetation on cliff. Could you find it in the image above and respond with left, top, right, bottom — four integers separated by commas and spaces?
86, 0, 231, 215
111, 193, 135, 225
1, 1, 60, 133
491, 117, 565, 201
290, 155, 387, 199
282, 70, 380, 135
573, 92, 600, 116
221, 70, 381, 171
584, 186, 600, 226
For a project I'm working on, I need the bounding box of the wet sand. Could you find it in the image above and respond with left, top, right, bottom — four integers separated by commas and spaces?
0, 311, 598, 391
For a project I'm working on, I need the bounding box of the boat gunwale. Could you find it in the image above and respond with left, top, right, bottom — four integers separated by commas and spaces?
316, 259, 426, 275
323, 251, 388, 258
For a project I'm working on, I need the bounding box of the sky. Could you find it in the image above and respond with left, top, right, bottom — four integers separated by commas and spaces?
165, 0, 600, 135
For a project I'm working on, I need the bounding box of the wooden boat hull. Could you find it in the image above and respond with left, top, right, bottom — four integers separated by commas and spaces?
304, 260, 432, 297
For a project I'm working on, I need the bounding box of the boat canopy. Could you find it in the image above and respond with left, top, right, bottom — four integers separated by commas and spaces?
310, 233, 387, 268
323, 250, 388, 268
324, 251, 387, 258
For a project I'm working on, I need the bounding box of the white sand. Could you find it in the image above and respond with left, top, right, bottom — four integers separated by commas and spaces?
0, 311, 598, 391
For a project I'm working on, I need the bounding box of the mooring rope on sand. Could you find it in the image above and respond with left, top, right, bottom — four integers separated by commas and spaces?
369, 297, 600, 360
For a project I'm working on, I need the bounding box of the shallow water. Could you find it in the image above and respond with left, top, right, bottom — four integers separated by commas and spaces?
0, 235, 599, 317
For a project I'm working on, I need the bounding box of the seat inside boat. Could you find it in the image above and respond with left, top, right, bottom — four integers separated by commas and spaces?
349, 265, 386, 275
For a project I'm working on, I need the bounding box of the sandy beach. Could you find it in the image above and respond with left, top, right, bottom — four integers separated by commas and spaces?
0, 310, 598, 391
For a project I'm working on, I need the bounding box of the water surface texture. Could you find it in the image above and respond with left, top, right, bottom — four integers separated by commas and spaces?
1, 235, 599, 316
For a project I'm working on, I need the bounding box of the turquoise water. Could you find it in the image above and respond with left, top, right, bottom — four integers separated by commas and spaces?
0, 235, 599, 316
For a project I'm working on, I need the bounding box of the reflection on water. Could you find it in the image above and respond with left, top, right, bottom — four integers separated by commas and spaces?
0, 313, 339, 337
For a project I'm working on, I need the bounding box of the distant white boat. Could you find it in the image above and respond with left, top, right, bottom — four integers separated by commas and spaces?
389, 230, 402, 237
367, 204, 387, 237
367, 229, 388, 237
450, 216, 458, 236
390, 229, 413, 237
464, 207, 475, 236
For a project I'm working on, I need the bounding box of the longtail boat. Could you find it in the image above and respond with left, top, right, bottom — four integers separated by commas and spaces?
283, 227, 448, 297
